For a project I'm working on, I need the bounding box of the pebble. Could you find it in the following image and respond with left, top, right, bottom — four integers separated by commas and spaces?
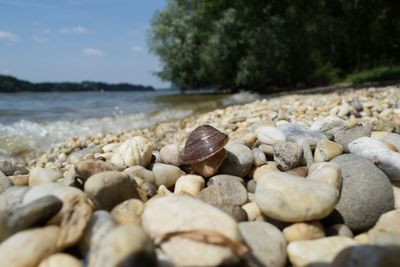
252, 147, 267, 167
382, 132, 400, 151
23, 182, 84, 206
0, 174, 12, 194
79, 210, 116, 260
9, 174, 29, 186
140, 182, 157, 198
326, 224, 353, 238
334, 125, 372, 152
111, 198, 144, 225
282, 221, 325, 242
273, 141, 303, 171
0, 195, 62, 242
1, 187, 28, 213
393, 186, 400, 209
197, 178, 248, 207
252, 164, 280, 182
331, 154, 394, 232
218, 141, 254, 177
349, 99, 363, 112
239, 221, 287, 267
29, 167, 63, 186
229, 128, 257, 147
255, 126, 286, 144
314, 140, 343, 162
207, 174, 244, 187
84, 171, 140, 210
0, 161, 29, 176
38, 253, 83, 267
241, 202, 262, 221
368, 209, 400, 246
287, 236, 357, 267
246, 179, 257, 193
349, 136, 400, 185
0, 226, 60, 267
122, 165, 156, 184
310, 116, 347, 136
331, 245, 400, 267
218, 205, 248, 222
160, 143, 181, 166
152, 163, 184, 188
75, 159, 120, 182
174, 175, 205, 196
111, 136, 153, 168
256, 172, 339, 222
90, 224, 157, 267
287, 166, 308, 177
308, 162, 341, 190
142, 195, 240, 267
278, 123, 327, 143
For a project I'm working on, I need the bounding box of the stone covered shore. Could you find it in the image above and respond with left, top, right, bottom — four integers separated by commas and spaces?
0, 85, 400, 267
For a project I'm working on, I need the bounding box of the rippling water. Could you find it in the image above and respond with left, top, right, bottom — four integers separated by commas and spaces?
0, 90, 259, 162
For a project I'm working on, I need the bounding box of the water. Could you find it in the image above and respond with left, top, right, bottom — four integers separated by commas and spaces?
0, 90, 259, 162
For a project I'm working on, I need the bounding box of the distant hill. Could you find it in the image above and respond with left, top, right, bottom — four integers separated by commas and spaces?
0, 74, 155, 92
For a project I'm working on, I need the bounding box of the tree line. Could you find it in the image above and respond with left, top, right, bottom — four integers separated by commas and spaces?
148, 0, 400, 92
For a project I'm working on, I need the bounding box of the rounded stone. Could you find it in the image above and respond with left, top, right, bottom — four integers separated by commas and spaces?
207, 174, 244, 187
331, 245, 400, 267
314, 140, 343, 162
122, 166, 156, 184
229, 128, 257, 147
0, 186, 29, 211
331, 154, 394, 232
273, 141, 303, 171
9, 174, 29, 186
287, 236, 357, 267
111, 198, 144, 225
326, 224, 353, 238
334, 126, 371, 152
197, 179, 248, 207
0, 174, 12, 194
111, 136, 153, 168
0, 161, 28, 176
368, 209, 400, 246
38, 253, 82, 267
174, 175, 205, 196
218, 141, 254, 178
247, 179, 257, 193
252, 164, 280, 182
255, 126, 286, 145
239, 221, 287, 267
160, 143, 181, 166
308, 162, 342, 190
283, 221, 325, 242
241, 202, 262, 221
29, 167, 62, 186
84, 171, 140, 210
142, 195, 240, 267
0, 226, 60, 267
23, 183, 85, 204
152, 163, 184, 188
75, 160, 119, 182
393, 186, 400, 209
256, 172, 339, 222
252, 148, 267, 167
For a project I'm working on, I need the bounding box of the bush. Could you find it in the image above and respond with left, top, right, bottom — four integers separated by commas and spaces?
344, 66, 400, 84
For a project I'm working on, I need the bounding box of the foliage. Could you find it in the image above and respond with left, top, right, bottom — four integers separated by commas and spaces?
148, 0, 400, 91
0, 75, 154, 92
344, 65, 400, 84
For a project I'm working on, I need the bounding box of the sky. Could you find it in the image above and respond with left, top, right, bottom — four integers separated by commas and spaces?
0, 0, 169, 88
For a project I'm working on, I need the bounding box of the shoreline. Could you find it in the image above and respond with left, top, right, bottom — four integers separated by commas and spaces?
33, 83, 400, 168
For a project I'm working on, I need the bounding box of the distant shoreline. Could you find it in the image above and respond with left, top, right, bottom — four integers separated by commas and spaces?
0, 74, 155, 92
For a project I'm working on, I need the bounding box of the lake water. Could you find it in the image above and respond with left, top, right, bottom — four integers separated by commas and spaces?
0, 90, 259, 162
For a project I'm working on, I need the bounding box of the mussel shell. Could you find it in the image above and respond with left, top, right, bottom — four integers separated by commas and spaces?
181, 125, 229, 164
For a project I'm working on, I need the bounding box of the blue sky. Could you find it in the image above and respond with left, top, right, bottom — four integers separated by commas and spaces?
0, 0, 169, 88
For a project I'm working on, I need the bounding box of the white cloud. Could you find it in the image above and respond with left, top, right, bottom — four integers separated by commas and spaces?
131, 46, 144, 52
32, 35, 48, 43
60, 26, 88, 34
0, 31, 17, 42
82, 48, 103, 56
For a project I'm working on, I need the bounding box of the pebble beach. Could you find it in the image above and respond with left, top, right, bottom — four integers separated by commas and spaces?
1, 84, 400, 267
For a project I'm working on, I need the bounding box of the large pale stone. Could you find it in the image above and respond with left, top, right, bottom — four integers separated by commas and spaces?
255, 126, 286, 144
218, 141, 254, 178
256, 172, 338, 222
111, 136, 153, 167
38, 253, 82, 267
29, 167, 62, 186
308, 162, 341, 190
287, 236, 357, 267
142, 195, 240, 267
283, 221, 325, 242
174, 175, 205, 196
368, 209, 400, 246
152, 163, 184, 188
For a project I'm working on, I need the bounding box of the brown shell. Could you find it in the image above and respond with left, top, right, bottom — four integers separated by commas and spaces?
181, 125, 229, 164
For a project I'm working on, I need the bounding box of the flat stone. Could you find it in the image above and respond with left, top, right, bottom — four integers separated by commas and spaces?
0, 226, 60, 267
331, 154, 394, 232
239, 221, 287, 267
142, 195, 240, 267
197, 179, 248, 207
89, 224, 157, 267
29, 167, 63, 186
273, 141, 303, 171
287, 236, 357, 267
152, 163, 184, 188
84, 171, 140, 210
334, 126, 371, 152
283, 221, 325, 242
174, 175, 205, 196
218, 141, 254, 178
111, 198, 144, 225
331, 245, 400, 267
75, 160, 120, 182
256, 172, 338, 222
